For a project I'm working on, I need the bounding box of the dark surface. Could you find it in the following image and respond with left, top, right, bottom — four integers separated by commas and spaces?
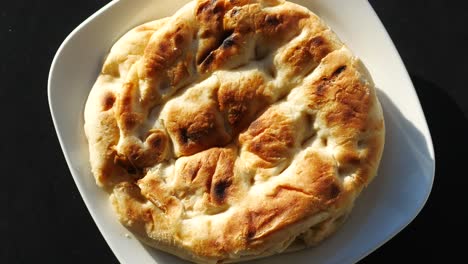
3, 0, 467, 263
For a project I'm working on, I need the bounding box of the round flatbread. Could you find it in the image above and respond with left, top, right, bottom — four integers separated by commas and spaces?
84, 0, 385, 263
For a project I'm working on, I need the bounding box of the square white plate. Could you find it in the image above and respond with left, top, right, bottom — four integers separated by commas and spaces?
48, 0, 435, 263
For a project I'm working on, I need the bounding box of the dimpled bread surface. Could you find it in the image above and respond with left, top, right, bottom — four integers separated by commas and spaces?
84, 0, 385, 263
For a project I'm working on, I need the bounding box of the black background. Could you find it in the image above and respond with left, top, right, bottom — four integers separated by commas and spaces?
3, 0, 468, 263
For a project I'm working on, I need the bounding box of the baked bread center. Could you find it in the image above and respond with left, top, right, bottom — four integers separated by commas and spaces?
84, 0, 385, 263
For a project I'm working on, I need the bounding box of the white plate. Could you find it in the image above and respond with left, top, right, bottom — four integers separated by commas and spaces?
48, 0, 435, 263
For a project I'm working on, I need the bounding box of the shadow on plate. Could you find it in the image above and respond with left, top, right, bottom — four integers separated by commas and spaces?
362, 75, 468, 262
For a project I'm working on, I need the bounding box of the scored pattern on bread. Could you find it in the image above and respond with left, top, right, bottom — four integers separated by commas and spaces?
84, 0, 385, 263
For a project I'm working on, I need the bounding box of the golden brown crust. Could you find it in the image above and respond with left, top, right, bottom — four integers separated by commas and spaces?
166, 98, 232, 157
241, 109, 295, 165
84, 0, 385, 263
